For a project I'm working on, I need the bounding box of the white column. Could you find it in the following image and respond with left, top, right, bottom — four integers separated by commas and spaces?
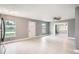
50, 19, 55, 36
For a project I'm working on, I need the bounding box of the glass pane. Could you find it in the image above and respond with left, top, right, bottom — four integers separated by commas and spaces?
42, 23, 47, 34
5, 20, 16, 38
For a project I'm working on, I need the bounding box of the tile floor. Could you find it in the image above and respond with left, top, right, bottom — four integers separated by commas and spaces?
3, 35, 75, 54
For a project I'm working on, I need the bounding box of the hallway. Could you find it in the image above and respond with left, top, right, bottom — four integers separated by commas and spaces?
4, 35, 75, 54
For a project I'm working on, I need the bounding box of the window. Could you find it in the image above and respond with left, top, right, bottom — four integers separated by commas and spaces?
42, 23, 47, 34
5, 20, 16, 38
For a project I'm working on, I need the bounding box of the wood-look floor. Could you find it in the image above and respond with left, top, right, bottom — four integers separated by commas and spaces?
4, 35, 75, 54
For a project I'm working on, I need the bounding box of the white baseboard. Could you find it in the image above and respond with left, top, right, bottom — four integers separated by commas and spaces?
3, 35, 43, 44
3, 37, 29, 44
74, 49, 79, 53
68, 37, 75, 40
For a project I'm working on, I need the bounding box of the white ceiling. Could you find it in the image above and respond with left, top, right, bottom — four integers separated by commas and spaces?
0, 4, 79, 22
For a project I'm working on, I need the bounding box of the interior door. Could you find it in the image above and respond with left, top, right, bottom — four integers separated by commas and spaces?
28, 21, 36, 37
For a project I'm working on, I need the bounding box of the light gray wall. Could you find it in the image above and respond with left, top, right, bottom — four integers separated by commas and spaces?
75, 7, 79, 50
2, 15, 29, 41
28, 19, 50, 36
68, 19, 75, 37
1, 14, 50, 41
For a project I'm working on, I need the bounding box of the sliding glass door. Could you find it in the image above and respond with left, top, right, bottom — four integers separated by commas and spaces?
42, 23, 47, 35
5, 20, 16, 38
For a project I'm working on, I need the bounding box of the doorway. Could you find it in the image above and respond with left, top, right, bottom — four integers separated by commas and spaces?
28, 21, 36, 37
54, 22, 68, 36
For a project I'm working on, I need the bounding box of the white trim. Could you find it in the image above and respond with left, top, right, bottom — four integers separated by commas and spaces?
74, 49, 79, 53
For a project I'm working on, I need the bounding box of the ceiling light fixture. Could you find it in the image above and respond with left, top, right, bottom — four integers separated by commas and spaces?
53, 16, 61, 20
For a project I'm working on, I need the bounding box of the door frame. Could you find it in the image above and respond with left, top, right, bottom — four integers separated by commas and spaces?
54, 22, 68, 36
